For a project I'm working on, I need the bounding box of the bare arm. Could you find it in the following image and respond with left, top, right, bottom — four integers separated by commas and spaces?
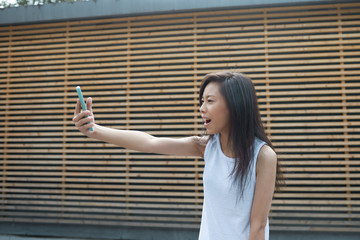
73, 97, 205, 157
249, 145, 277, 240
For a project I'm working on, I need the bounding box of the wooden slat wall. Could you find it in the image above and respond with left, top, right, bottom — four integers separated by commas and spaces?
1, 2, 360, 232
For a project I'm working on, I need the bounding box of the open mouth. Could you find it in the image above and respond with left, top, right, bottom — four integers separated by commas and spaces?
204, 119, 212, 126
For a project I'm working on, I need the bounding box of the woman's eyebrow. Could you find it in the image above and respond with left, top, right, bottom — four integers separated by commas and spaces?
204, 94, 215, 98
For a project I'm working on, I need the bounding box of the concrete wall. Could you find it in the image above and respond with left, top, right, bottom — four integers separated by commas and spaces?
0, 0, 346, 25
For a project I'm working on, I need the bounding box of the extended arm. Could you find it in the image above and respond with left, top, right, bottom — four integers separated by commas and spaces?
249, 145, 277, 240
73, 97, 205, 157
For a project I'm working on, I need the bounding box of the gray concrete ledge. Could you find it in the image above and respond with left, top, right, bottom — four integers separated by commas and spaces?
1, 222, 360, 240
0, 0, 347, 25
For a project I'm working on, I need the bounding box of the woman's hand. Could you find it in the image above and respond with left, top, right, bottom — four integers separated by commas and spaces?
72, 97, 95, 136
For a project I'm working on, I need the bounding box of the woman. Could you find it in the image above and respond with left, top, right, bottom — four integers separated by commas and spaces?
73, 71, 280, 240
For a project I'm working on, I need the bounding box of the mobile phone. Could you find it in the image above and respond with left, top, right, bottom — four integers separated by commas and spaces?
76, 86, 93, 131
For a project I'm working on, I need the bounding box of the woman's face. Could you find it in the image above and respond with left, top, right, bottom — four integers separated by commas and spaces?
200, 82, 230, 137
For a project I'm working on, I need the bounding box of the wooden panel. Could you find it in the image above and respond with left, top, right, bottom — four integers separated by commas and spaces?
1, 1, 360, 232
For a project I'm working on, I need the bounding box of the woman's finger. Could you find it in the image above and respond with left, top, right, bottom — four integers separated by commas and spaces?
77, 116, 93, 126
86, 97, 93, 114
76, 118, 95, 134
74, 99, 81, 116
72, 110, 90, 123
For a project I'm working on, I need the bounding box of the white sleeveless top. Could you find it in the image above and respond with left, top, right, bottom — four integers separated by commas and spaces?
199, 134, 269, 240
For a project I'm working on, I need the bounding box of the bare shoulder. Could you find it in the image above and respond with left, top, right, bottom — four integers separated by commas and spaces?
257, 145, 277, 170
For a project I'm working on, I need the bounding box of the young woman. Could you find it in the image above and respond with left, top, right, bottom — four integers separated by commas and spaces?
73, 71, 280, 240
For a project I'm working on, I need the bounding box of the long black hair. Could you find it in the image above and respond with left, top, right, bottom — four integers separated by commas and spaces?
199, 71, 282, 194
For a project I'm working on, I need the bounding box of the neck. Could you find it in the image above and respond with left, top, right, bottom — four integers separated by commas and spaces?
219, 132, 234, 158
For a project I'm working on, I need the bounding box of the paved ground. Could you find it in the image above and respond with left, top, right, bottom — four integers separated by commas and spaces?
0, 236, 91, 240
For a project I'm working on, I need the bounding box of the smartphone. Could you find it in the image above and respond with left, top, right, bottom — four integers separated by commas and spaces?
76, 86, 93, 131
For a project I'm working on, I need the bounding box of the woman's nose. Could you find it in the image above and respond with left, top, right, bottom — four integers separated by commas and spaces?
200, 103, 206, 113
